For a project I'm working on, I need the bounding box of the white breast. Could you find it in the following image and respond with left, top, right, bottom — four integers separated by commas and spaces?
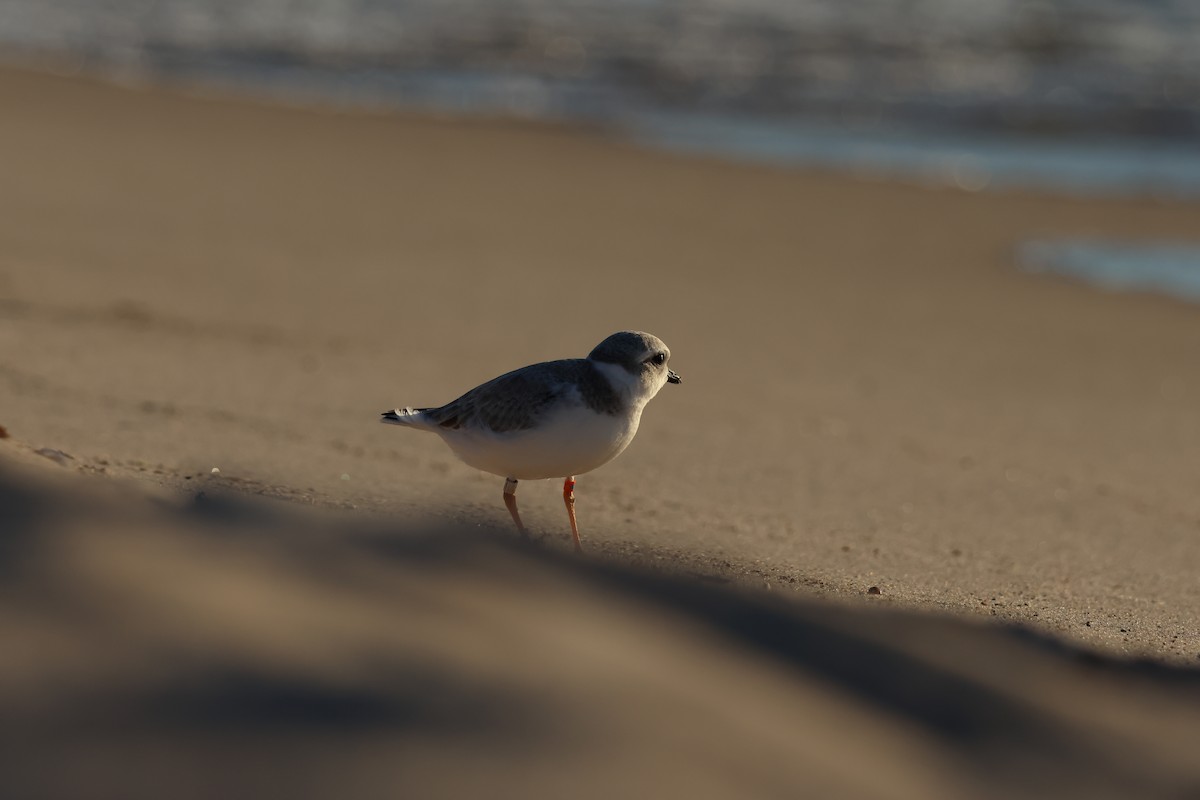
438, 393, 643, 480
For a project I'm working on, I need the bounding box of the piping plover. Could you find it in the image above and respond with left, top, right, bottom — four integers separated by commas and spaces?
381, 331, 681, 551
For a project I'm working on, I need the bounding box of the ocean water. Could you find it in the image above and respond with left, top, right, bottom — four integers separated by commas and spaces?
1019, 240, 1200, 302
3, 2, 1198, 172
3, 0, 1199, 299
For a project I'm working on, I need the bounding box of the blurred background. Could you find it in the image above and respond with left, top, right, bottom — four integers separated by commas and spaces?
3, 0, 1199, 184
4, 0, 1200, 294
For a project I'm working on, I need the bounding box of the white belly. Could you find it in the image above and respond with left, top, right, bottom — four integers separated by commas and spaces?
440, 404, 643, 480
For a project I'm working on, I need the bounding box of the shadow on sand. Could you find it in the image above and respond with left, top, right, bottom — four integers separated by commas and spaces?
2, 461, 1199, 799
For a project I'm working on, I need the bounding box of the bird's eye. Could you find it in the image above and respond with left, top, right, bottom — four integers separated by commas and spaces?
652, 352, 667, 366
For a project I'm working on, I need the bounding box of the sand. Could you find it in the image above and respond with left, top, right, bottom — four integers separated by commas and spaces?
3, 65, 1200, 796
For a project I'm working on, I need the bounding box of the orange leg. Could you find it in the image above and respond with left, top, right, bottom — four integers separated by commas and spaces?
563, 476, 582, 553
503, 477, 528, 538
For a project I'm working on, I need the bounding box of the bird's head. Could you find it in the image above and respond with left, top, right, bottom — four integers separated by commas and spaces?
588, 330, 681, 403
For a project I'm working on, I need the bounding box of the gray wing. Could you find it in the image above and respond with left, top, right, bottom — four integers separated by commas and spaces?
420, 359, 591, 433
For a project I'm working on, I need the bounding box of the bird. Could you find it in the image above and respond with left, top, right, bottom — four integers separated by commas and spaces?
381, 331, 681, 552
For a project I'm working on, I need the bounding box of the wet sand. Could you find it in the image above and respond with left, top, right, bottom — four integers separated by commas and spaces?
2, 64, 1200, 796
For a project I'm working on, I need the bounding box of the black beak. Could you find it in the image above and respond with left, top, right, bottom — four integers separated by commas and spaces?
667, 369, 682, 385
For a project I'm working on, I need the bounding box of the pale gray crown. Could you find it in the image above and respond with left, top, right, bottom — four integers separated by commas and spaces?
587, 331, 669, 374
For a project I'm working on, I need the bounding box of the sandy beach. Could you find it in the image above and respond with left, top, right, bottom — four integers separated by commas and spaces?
3, 65, 1200, 796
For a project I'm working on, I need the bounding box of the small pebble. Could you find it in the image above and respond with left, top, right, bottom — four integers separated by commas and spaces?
340, 473, 351, 481
867, 586, 881, 596
35, 447, 73, 465
210, 467, 220, 475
